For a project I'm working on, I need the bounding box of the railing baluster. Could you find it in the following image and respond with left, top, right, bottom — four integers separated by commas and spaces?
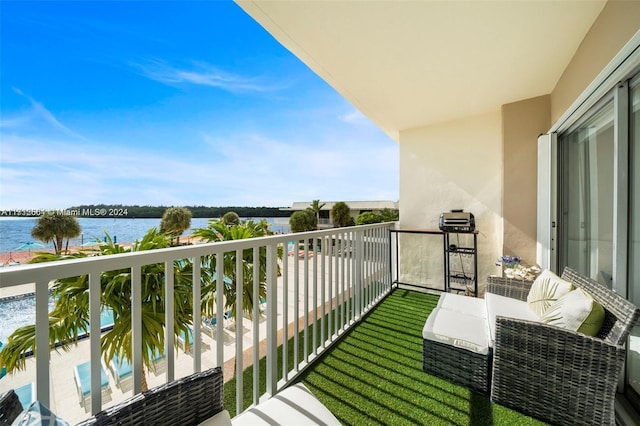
252, 246, 260, 406
328, 234, 334, 341
165, 260, 175, 383
35, 280, 49, 407
355, 230, 362, 320
349, 231, 354, 324
312, 237, 318, 356
320, 236, 326, 349
303, 242, 309, 364
266, 243, 278, 397
216, 252, 224, 368
282, 242, 289, 381
89, 271, 102, 414
132, 265, 142, 394
293, 240, 299, 372
193, 256, 202, 372
235, 249, 244, 413
341, 232, 346, 331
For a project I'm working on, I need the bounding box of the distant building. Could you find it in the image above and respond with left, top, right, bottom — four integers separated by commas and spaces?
282, 201, 398, 228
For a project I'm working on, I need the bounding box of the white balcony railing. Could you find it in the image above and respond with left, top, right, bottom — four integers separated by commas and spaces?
0, 222, 394, 420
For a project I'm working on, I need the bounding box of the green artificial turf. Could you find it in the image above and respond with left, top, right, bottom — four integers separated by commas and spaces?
224, 288, 547, 425
299, 289, 547, 426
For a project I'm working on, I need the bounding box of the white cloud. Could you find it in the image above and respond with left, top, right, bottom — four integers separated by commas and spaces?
0, 91, 398, 210
9, 88, 88, 141
338, 108, 366, 124
131, 58, 288, 94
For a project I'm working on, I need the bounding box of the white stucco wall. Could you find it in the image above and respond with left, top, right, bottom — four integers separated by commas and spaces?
398, 111, 503, 294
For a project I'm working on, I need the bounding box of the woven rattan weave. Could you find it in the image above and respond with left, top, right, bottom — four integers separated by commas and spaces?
77, 367, 223, 426
489, 268, 640, 426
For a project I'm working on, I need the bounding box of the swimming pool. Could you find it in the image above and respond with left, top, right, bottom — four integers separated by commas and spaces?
0, 294, 114, 344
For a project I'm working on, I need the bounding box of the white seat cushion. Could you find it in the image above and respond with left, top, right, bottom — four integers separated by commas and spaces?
232, 383, 341, 426
436, 293, 487, 318
198, 410, 232, 426
422, 307, 490, 355
485, 292, 540, 346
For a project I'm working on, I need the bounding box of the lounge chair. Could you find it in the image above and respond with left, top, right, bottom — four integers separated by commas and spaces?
14, 383, 34, 409
178, 326, 205, 353
73, 361, 111, 407
109, 348, 165, 386
109, 355, 132, 389
202, 311, 235, 338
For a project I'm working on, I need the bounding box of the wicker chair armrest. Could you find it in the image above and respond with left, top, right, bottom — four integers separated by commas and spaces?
491, 317, 625, 426
0, 390, 24, 425
78, 367, 224, 426
486, 276, 533, 301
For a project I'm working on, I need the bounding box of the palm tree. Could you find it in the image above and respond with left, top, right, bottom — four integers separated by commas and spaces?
0, 228, 194, 391
31, 211, 81, 254
193, 218, 280, 379
309, 199, 326, 223
193, 218, 277, 321
160, 206, 192, 245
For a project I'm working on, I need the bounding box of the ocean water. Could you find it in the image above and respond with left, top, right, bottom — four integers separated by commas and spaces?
0, 217, 290, 254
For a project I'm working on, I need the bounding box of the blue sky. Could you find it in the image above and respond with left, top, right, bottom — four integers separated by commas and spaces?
0, 1, 398, 210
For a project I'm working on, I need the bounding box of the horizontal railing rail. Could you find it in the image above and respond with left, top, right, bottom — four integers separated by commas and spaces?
0, 222, 395, 420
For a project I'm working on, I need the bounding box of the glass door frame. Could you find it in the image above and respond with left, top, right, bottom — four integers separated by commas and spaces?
556, 76, 635, 399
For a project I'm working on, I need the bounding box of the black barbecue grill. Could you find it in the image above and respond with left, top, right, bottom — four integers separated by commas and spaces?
438, 209, 475, 233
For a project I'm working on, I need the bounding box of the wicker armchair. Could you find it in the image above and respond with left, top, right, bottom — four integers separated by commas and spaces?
488, 268, 640, 426
0, 390, 23, 425
77, 367, 223, 425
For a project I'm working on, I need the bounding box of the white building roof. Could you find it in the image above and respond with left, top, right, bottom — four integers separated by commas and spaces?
284, 201, 398, 211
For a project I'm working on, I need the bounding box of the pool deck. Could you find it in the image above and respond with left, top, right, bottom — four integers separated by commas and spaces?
0, 253, 350, 423
0, 283, 38, 299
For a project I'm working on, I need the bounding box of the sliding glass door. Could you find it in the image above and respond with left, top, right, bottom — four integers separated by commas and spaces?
558, 98, 614, 287
558, 72, 640, 410
628, 76, 640, 407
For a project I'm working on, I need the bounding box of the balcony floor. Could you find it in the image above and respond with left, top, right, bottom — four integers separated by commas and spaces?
296, 288, 546, 426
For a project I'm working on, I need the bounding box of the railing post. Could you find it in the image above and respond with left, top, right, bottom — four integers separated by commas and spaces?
216, 253, 224, 368
132, 266, 142, 394
193, 256, 202, 373
34, 279, 50, 407
89, 271, 102, 414
282, 242, 289, 381
252, 247, 260, 405
293, 240, 299, 370
165, 260, 175, 383
266, 243, 278, 397
312, 237, 318, 355
235, 249, 244, 412
355, 229, 363, 320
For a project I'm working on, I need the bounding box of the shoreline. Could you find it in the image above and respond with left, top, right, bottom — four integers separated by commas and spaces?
0, 235, 210, 266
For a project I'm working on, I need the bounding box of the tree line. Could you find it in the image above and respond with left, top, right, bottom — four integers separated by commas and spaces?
64, 204, 291, 218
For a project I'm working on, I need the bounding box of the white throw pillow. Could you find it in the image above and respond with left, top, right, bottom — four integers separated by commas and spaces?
526, 269, 573, 318
540, 288, 605, 337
